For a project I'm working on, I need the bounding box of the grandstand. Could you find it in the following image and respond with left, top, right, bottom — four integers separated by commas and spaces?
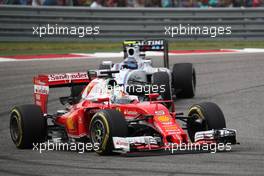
0, 0, 263, 8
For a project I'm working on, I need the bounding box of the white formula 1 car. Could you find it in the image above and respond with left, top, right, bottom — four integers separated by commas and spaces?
98, 39, 196, 103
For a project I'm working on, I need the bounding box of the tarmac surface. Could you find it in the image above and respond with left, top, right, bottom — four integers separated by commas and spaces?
0, 52, 263, 176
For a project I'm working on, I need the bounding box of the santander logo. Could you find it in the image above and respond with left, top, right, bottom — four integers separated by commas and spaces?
48, 72, 88, 82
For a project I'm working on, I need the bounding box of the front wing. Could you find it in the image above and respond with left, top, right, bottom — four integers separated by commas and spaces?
112, 128, 237, 154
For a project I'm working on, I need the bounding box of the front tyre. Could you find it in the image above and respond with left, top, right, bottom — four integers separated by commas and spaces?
89, 110, 128, 155
187, 102, 226, 142
10, 104, 47, 149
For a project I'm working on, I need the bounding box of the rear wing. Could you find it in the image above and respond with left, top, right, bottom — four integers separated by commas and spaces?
33, 72, 90, 113
123, 39, 169, 68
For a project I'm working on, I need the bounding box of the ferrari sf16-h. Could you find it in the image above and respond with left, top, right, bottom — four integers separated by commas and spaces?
10, 70, 237, 155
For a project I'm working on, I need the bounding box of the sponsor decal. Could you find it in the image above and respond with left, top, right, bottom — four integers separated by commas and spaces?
113, 137, 130, 151
126, 136, 157, 145
48, 72, 88, 82
34, 85, 49, 95
164, 125, 178, 131
124, 40, 164, 47
113, 136, 158, 151
155, 110, 165, 115
124, 40, 165, 51
66, 117, 76, 131
157, 115, 170, 122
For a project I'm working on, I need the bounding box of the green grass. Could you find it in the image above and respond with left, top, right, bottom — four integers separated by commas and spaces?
0, 41, 264, 56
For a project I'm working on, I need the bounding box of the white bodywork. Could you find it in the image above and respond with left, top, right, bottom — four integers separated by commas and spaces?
103, 46, 171, 85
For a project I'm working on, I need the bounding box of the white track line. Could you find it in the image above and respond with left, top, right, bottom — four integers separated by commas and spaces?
241, 48, 264, 53
0, 58, 16, 62
1, 48, 264, 62
0, 57, 92, 62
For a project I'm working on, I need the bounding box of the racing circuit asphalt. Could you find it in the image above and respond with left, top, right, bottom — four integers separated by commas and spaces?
0, 52, 264, 176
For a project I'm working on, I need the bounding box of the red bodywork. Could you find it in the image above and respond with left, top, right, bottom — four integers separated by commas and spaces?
33, 72, 90, 113
57, 100, 189, 144
33, 72, 192, 150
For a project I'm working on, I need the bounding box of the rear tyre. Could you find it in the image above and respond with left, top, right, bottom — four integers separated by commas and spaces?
187, 102, 226, 142
152, 72, 172, 101
172, 63, 196, 98
10, 104, 47, 149
89, 110, 128, 155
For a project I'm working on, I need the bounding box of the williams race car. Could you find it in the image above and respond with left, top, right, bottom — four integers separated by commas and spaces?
10, 70, 237, 155
98, 39, 196, 102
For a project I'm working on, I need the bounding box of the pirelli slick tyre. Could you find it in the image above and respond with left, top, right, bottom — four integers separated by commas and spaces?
10, 104, 47, 149
89, 110, 128, 155
187, 102, 226, 142
172, 63, 196, 98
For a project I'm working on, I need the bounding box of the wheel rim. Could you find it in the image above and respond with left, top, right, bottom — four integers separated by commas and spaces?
90, 119, 106, 145
10, 114, 20, 143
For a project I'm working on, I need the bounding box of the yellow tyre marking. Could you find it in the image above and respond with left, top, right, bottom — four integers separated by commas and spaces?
188, 106, 204, 120
91, 112, 110, 153
188, 105, 208, 130
98, 113, 110, 151
11, 109, 23, 147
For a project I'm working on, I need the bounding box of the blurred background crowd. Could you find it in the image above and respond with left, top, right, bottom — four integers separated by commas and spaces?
0, 0, 263, 7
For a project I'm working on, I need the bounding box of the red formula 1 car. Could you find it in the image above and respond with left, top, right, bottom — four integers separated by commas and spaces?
10, 70, 237, 155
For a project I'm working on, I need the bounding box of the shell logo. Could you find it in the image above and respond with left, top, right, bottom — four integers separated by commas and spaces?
157, 115, 170, 122
66, 118, 76, 131
164, 126, 178, 131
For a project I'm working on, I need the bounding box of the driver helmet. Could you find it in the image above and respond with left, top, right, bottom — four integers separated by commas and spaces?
123, 57, 138, 70
111, 88, 139, 104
